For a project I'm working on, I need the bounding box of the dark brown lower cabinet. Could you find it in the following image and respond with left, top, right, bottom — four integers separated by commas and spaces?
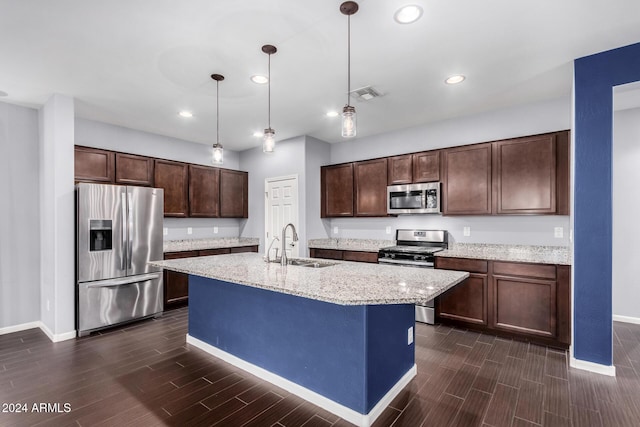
163, 245, 258, 310
435, 257, 571, 349
309, 248, 378, 263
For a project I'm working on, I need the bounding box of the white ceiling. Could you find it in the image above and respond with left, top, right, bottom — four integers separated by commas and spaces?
2, 0, 640, 151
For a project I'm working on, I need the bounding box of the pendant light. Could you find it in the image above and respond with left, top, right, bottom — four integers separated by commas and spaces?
340, 1, 358, 138
211, 73, 224, 164
262, 44, 277, 153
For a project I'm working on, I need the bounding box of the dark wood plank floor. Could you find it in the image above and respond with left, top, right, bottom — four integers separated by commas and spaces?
1, 308, 640, 426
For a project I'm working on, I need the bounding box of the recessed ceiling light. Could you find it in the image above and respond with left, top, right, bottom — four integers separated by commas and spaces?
445, 75, 466, 85
394, 5, 423, 24
253, 131, 263, 137
0, 90, 8, 97
251, 75, 268, 84
178, 111, 193, 118
326, 111, 339, 118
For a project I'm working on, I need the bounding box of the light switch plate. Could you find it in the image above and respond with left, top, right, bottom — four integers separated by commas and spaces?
187, 227, 193, 235
554, 227, 564, 238
333, 226, 339, 235
463, 226, 471, 237
385, 226, 392, 234
163, 227, 168, 236
213, 226, 218, 234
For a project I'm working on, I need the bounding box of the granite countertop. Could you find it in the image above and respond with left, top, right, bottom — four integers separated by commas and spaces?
307, 238, 395, 252
163, 237, 260, 253
149, 253, 468, 306
437, 243, 571, 265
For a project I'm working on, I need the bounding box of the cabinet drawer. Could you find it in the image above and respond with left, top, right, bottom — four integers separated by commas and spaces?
435, 257, 488, 273
164, 250, 199, 260
229, 245, 258, 254
310, 248, 344, 260
343, 251, 378, 263
493, 261, 556, 280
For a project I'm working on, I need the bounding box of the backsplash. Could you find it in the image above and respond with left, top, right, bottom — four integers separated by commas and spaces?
162, 217, 243, 241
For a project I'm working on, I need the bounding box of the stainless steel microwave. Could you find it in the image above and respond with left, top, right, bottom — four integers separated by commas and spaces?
387, 182, 441, 214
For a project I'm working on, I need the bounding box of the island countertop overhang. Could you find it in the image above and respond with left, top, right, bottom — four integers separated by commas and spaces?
149, 253, 469, 306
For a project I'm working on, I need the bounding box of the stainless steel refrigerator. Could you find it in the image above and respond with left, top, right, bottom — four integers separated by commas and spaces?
76, 183, 164, 336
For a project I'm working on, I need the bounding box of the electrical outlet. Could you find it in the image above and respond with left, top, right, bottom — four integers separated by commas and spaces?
463, 226, 471, 237
554, 227, 564, 238
187, 227, 193, 235
213, 226, 219, 234
46, 300, 50, 311
333, 226, 339, 235
385, 226, 392, 235
163, 227, 168, 236
407, 326, 414, 345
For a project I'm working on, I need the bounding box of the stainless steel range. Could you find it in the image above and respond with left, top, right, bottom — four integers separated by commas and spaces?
378, 229, 448, 324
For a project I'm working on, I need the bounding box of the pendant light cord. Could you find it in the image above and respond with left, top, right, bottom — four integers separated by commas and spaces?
216, 80, 220, 144
268, 53, 271, 128
347, 14, 351, 105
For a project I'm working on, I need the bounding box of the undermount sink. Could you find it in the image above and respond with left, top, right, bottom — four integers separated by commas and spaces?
270, 258, 337, 268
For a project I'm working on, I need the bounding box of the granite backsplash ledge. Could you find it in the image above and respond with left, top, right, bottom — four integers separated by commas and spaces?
437, 243, 571, 265
164, 237, 259, 253
308, 238, 395, 252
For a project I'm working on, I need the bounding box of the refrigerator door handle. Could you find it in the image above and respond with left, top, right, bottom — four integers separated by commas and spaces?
84, 272, 162, 288
127, 192, 133, 270
121, 192, 128, 271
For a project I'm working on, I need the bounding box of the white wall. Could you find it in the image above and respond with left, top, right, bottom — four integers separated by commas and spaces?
326, 96, 572, 246
0, 102, 41, 330
613, 107, 640, 320
75, 118, 243, 240
39, 95, 75, 338
305, 137, 332, 243
239, 136, 308, 253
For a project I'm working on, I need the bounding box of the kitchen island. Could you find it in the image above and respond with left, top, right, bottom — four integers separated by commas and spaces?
150, 253, 468, 427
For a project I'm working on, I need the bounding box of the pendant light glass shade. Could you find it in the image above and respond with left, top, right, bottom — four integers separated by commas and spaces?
211, 73, 224, 165
342, 105, 356, 138
340, 2, 358, 138
212, 143, 223, 164
262, 44, 277, 153
263, 128, 275, 153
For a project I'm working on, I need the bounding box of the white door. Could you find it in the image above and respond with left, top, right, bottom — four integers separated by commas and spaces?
265, 175, 299, 261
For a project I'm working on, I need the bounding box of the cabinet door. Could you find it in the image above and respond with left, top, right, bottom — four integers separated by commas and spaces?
354, 158, 388, 216
74, 146, 114, 183
154, 160, 188, 217
442, 143, 492, 215
437, 274, 489, 325
493, 134, 557, 214
163, 250, 198, 309
321, 164, 354, 217
115, 153, 154, 186
387, 154, 413, 185
219, 169, 248, 218
412, 150, 440, 183
189, 165, 220, 218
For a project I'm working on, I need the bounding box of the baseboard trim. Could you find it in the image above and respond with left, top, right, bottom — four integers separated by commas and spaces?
0, 321, 41, 336
38, 322, 76, 343
570, 356, 616, 376
186, 334, 416, 427
613, 314, 640, 325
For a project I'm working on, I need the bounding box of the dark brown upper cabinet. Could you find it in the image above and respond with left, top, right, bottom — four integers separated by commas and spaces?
154, 159, 189, 217
188, 164, 220, 218
74, 146, 114, 183
354, 158, 388, 216
413, 150, 440, 183
493, 134, 557, 215
387, 151, 440, 185
115, 152, 154, 186
442, 143, 493, 215
387, 154, 413, 185
321, 163, 354, 217
219, 169, 248, 218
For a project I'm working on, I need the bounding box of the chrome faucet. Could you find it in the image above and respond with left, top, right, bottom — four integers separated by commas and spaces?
281, 223, 299, 266
265, 236, 279, 262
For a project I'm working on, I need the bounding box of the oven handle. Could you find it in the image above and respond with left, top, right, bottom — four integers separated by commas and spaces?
378, 258, 434, 268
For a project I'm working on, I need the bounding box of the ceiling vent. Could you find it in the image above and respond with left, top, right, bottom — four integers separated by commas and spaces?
350, 85, 382, 101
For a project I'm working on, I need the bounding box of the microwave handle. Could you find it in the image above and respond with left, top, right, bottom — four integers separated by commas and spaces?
421, 191, 426, 208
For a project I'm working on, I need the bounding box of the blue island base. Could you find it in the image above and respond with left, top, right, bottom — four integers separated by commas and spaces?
188, 275, 417, 427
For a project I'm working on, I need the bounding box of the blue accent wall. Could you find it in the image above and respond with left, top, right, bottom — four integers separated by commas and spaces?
574, 41, 640, 366
188, 275, 415, 414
